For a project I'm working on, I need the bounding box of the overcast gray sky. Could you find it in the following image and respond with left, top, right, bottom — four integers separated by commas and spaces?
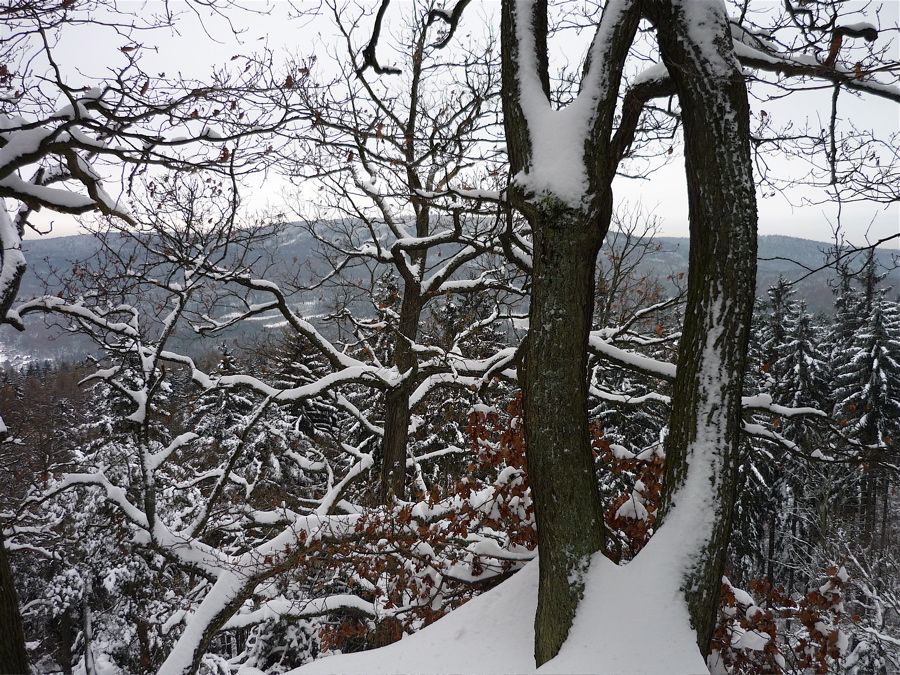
25, 0, 900, 247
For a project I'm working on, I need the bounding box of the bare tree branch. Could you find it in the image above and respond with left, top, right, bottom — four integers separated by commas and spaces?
426, 0, 473, 49
358, 0, 402, 76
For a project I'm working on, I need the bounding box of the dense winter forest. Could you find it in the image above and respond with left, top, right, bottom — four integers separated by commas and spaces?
1, 1, 898, 674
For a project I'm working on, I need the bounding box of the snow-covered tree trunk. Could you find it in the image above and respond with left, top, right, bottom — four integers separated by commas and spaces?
501, 0, 640, 664
647, 0, 759, 656
0, 208, 26, 328
0, 207, 28, 674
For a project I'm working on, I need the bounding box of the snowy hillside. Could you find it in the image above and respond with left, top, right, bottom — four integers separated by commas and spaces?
292, 546, 708, 675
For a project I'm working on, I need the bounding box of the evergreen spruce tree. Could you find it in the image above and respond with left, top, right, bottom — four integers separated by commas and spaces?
830, 251, 899, 547
263, 333, 340, 440
761, 276, 798, 395
749, 280, 801, 587
732, 283, 832, 591
828, 256, 869, 390
833, 299, 900, 445
743, 296, 771, 396
770, 303, 831, 590
728, 297, 777, 585
773, 303, 830, 441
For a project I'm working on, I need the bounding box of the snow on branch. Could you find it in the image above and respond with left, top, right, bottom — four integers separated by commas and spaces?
414, 187, 504, 203
37, 473, 150, 530
589, 384, 670, 406
316, 455, 375, 515
190, 264, 376, 374
731, 25, 900, 104
11, 296, 141, 337
588, 333, 677, 381
741, 393, 827, 418
222, 594, 378, 631
594, 295, 682, 344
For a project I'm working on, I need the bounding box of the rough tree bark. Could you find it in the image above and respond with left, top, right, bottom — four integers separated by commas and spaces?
0, 531, 29, 675
517, 198, 609, 666
380, 273, 424, 503
1, 213, 29, 674
646, 0, 759, 656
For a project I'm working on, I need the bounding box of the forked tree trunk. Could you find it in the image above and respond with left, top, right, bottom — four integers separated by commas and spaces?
500, 0, 640, 664
648, 0, 759, 656
0, 532, 29, 675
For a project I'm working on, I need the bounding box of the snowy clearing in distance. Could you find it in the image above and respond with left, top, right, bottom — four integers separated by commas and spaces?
290, 539, 708, 675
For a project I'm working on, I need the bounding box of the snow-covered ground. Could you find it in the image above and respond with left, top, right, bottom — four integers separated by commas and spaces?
290, 542, 708, 675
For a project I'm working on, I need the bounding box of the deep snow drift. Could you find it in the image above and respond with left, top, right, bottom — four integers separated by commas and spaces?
292, 536, 709, 675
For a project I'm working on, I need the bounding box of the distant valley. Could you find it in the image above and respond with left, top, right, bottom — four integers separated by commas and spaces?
2, 226, 896, 367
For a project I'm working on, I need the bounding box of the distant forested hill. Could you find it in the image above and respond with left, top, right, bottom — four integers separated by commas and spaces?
2, 227, 895, 366
650, 234, 897, 313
